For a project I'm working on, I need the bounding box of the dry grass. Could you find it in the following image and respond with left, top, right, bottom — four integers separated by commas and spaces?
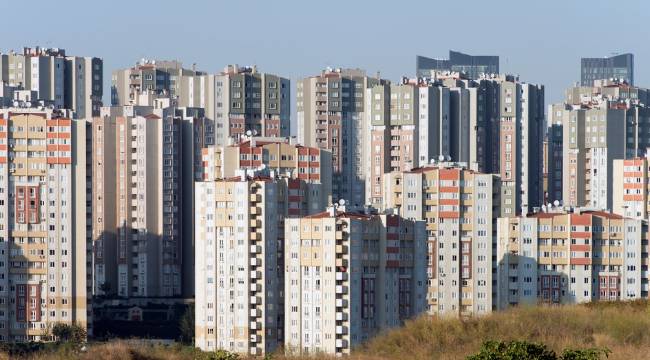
7, 300, 650, 359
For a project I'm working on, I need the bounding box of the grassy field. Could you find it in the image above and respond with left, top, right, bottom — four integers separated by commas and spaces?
7, 300, 650, 359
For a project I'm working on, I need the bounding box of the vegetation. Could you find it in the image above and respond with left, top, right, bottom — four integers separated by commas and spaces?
467, 340, 610, 360
178, 303, 195, 344
4, 300, 650, 359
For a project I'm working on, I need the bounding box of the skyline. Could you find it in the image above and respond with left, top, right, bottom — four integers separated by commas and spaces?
3, 0, 647, 107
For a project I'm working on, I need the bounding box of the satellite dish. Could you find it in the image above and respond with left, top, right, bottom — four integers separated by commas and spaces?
260, 164, 266, 170
438, 155, 445, 162
541, 205, 547, 212
446, 155, 451, 161
553, 200, 560, 207
252, 130, 258, 136
245, 130, 252, 136
12, 101, 18, 107
25, 101, 31, 108
338, 199, 346, 206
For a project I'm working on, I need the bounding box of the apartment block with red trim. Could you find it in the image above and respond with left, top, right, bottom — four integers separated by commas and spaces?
497, 209, 647, 308
283, 205, 427, 356
548, 79, 650, 210
383, 162, 502, 316
200, 136, 332, 209
0, 107, 89, 341
297, 68, 389, 207
613, 157, 650, 219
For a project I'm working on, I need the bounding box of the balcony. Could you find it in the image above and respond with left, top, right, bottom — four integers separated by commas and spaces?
335, 272, 348, 281
250, 257, 261, 267
335, 339, 348, 349
250, 296, 261, 305
335, 258, 348, 267
335, 231, 344, 240
335, 326, 348, 335
335, 312, 348, 321
250, 321, 261, 330
250, 219, 262, 228
250, 334, 261, 343
250, 245, 261, 254
250, 308, 261, 318
250, 270, 262, 279
335, 285, 348, 294
250, 283, 261, 292
250, 347, 260, 356
250, 193, 262, 203
336, 245, 348, 254
250, 206, 261, 215
335, 298, 348, 308
250, 232, 261, 241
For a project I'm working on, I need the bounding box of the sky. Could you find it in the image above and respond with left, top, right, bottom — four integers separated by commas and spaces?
3, 0, 648, 107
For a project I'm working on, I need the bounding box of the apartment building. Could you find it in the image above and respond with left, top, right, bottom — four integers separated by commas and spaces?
297, 68, 388, 206
382, 162, 501, 316
366, 78, 456, 208
416, 50, 499, 79
0, 107, 89, 341
581, 53, 634, 86
284, 205, 427, 356
480, 75, 545, 216
497, 208, 646, 308
613, 157, 650, 219
0, 47, 103, 118
194, 171, 329, 355
111, 60, 207, 108
91, 98, 210, 298
212, 65, 290, 142
549, 79, 650, 210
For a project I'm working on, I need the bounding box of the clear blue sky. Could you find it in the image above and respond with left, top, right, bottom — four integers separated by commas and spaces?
3, 0, 647, 105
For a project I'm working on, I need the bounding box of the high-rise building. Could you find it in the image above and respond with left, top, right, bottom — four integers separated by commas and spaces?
297, 68, 388, 205
416, 50, 499, 79
212, 65, 290, 142
0, 107, 90, 341
201, 136, 332, 207
581, 53, 634, 86
0, 47, 103, 118
481, 75, 545, 216
113, 63, 290, 146
549, 79, 650, 210
497, 208, 647, 307
194, 172, 329, 355
111, 60, 207, 108
382, 162, 502, 316
366, 77, 457, 208
91, 98, 210, 298
284, 205, 427, 356
613, 157, 650, 219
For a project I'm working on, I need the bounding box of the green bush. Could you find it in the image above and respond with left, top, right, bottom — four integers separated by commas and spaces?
466, 340, 610, 360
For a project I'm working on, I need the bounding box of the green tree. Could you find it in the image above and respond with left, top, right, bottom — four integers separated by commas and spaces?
179, 303, 195, 344
561, 348, 611, 360
467, 341, 610, 360
51, 322, 87, 347
467, 340, 557, 360
197, 349, 240, 360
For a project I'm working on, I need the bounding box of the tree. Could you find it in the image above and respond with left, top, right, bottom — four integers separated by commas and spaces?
179, 303, 195, 344
51, 322, 87, 345
467, 340, 556, 360
466, 341, 610, 360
